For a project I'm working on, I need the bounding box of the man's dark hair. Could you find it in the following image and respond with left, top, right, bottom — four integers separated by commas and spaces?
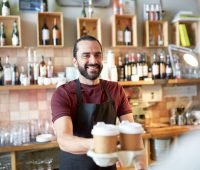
73, 35, 102, 58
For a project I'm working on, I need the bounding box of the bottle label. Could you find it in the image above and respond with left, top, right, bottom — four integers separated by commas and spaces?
0, 37, 6, 46
152, 64, 159, 75
125, 30, 131, 43
12, 35, 19, 46
53, 29, 60, 39
34, 64, 39, 80
143, 65, 148, 76
4, 67, 12, 82
47, 66, 53, 78
166, 66, 172, 74
40, 65, 47, 77
42, 29, 49, 40
117, 30, 123, 43
2, 6, 10, 16
137, 64, 143, 77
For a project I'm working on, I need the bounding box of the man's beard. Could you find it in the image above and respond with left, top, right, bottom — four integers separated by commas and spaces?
77, 63, 103, 80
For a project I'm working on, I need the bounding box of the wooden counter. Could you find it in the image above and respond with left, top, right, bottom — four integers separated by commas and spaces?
1, 125, 200, 153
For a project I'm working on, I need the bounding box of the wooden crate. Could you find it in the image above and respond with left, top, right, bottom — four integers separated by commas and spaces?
0, 16, 22, 48
144, 20, 168, 47
77, 17, 102, 43
37, 12, 64, 47
112, 14, 137, 47
171, 21, 199, 47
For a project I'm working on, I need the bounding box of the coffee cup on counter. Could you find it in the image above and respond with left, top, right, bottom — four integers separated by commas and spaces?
119, 121, 144, 151
91, 122, 119, 154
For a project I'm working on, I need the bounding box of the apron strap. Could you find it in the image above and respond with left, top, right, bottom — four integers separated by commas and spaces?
76, 79, 82, 105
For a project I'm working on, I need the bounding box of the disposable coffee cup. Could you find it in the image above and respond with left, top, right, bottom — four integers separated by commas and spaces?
119, 121, 144, 151
91, 122, 119, 154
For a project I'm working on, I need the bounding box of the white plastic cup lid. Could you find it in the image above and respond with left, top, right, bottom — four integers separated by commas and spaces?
91, 122, 119, 136
119, 120, 144, 134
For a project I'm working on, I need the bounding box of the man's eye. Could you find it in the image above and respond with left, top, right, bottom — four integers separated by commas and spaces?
82, 54, 90, 58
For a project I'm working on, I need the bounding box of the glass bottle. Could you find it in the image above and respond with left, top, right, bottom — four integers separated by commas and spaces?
151, 53, 159, 79
52, 18, 60, 46
0, 57, 3, 85
12, 20, 19, 46
112, 0, 120, 15
88, 0, 94, 18
1, 0, 10, 16
47, 57, 53, 78
124, 24, 131, 46
27, 48, 34, 84
81, 1, 87, 17
19, 66, 26, 85
117, 20, 124, 45
0, 22, 6, 46
157, 24, 164, 46
130, 53, 137, 78
4, 56, 12, 85
136, 53, 143, 80
119, 0, 124, 15
40, 0, 48, 12
159, 52, 166, 79
39, 56, 47, 77
165, 55, 173, 79
117, 56, 124, 81
81, 22, 88, 36
33, 50, 39, 84
41, 18, 50, 45
12, 64, 20, 85
141, 53, 148, 80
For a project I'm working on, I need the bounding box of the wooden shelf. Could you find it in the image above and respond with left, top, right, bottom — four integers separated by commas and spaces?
168, 78, 200, 85
0, 84, 56, 91
0, 141, 58, 153
118, 79, 167, 86
171, 20, 199, 47
144, 20, 168, 47
0, 15, 22, 47
0, 79, 200, 91
112, 14, 137, 47
77, 17, 102, 43
37, 12, 64, 47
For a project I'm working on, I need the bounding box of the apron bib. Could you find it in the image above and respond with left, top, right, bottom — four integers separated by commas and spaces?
60, 79, 117, 170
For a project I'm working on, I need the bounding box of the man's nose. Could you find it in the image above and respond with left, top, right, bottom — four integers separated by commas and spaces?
89, 54, 98, 64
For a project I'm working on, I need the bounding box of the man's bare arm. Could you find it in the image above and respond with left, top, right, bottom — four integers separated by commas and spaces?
53, 116, 93, 154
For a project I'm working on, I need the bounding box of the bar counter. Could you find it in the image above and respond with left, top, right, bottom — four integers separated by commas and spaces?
1, 125, 200, 153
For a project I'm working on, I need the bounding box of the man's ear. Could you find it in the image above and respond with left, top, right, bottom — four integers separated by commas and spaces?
73, 57, 78, 68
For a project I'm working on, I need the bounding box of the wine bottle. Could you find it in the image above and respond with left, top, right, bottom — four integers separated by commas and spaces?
0, 57, 3, 85
4, 56, 12, 85
0, 22, 6, 46
41, 19, 50, 45
47, 57, 53, 78
12, 20, 19, 46
81, 1, 87, 17
27, 48, 34, 84
1, 0, 10, 16
52, 18, 60, 46
40, 0, 48, 12
81, 22, 88, 36
39, 56, 47, 77
124, 24, 132, 46
33, 50, 39, 84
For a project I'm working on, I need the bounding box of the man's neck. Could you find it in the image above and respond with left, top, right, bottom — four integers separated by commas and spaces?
78, 76, 100, 85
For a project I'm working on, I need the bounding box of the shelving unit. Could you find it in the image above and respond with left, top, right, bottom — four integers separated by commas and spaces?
144, 20, 168, 47
112, 14, 137, 47
171, 20, 199, 47
0, 16, 22, 48
37, 12, 64, 47
77, 17, 102, 43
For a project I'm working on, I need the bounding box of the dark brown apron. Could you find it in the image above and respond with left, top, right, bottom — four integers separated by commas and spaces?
59, 79, 117, 170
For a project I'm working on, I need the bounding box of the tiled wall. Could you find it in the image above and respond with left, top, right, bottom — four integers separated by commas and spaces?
0, 47, 200, 124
